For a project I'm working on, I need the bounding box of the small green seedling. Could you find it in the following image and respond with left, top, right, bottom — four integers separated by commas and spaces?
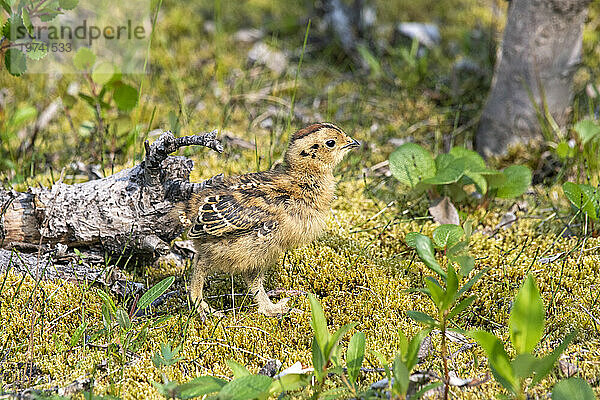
469, 275, 592, 399
371, 329, 440, 399
405, 224, 485, 400
389, 143, 531, 203
152, 342, 182, 369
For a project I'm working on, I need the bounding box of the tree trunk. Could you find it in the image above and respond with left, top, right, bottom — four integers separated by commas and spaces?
0, 130, 222, 283
476, 0, 592, 156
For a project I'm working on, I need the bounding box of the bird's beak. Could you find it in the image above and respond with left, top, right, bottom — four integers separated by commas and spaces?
342, 138, 361, 149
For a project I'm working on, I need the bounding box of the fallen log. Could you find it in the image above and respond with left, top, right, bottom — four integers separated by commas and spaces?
0, 129, 223, 283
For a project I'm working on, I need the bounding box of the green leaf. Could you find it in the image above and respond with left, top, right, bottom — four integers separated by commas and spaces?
405, 232, 422, 248
59, 0, 78, 10
217, 375, 273, 400
555, 141, 575, 159
469, 330, 517, 393
25, 41, 48, 60
509, 275, 545, 354
552, 377, 596, 400
447, 241, 469, 258
424, 277, 444, 308
39, 6, 61, 22
463, 220, 473, 241
435, 152, 455, 170
414, 234, 446, 279
392, 356, 409, 395
370, 349, 391, 382
496, 166, 532, 198
269, 374, 309, 395
446, 295, 476, 321
73, 47, 96, 70
311, 338, 325, 381
92, 62, 115, 86
449, 147, 486, 170
137, 276, 175, 310
432, 224, 464, 249
406, 311, 438, 327
389, 143, 436, 188
115, 307, 131, 332
511, 353, 538, 379
457, 267, 489, 298
405, 329, 431, 369
308, 293, 330, 357
69, 320, 87, 347
4, 48, 27, 76
9, 105, 37, 129
175, 376, 227, 399
96, 289, 116, 313
421, 158, 464, 185
0, 0, 11, 14
325, 323, 356, 363
113, 83, 138, 111
62, 94, 78, 108
443, 263, 459, 309
574, 119, 600, 145
532, 331, 577, 385
451, 255, 475, 276
346, 331, 365, 384
563, 182, 598, 221
465, 171, 487, 194
21, 7, 32, 34
226, 360, 251, 379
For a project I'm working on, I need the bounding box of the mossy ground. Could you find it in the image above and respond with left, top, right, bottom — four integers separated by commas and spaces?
2, 181, 600, 399
1, 0, 600, 398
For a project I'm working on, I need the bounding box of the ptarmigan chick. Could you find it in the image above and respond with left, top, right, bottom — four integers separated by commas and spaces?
181, 123, 359, 317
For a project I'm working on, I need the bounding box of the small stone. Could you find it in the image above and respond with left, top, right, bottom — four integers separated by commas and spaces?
396, 22, 440, 48
247, 42, 288, 75
559, 358, 578, 377
259, 359, 282, 377
234, 28, 264, 43
203, 21, 216, 34
495, 212, 517, 230
388, 136, 413, 147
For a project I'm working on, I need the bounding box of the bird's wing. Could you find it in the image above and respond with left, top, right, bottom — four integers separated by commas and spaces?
188, 191, 278, 239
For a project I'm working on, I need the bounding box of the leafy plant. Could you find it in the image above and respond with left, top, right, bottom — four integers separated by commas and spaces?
468, 275, 591, 399
152, 342, 182, 369
0, 0, 79, 75
552, 377, 596, 400
563, 181, 599, 222
389, 144, 532, 203
405, 223, 485, 400
91, 277, 174, 365
565, 119, 600, 175
370, 329, 440, 399
64, 47, 141, 163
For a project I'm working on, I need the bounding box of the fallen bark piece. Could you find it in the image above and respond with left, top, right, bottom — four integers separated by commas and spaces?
0, 129, 222, 269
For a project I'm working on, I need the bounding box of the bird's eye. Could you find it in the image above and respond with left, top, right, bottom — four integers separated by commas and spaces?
325, 139, 336, 148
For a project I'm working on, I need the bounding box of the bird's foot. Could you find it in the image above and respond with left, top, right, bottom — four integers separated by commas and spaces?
258, 297, 303, 317
193, 300, 224, 319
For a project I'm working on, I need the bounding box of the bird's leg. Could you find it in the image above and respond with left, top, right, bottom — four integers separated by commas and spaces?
190, 255, 222, 317
245, 270, 300, 317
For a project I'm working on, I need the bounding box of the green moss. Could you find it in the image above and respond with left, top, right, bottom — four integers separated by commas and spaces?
1, 0, 600, 397
2, 178, 599, 398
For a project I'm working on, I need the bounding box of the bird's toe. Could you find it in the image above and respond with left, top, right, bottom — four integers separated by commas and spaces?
258, 298, 302, 317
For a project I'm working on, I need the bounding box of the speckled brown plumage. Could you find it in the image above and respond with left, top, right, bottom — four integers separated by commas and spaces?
179, 123, 359, 317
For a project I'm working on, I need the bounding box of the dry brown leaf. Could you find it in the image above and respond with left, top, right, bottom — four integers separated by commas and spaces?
429, 196, 459, 225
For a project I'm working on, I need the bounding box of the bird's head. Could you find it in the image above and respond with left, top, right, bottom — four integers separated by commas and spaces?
284, 123, 360, 174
